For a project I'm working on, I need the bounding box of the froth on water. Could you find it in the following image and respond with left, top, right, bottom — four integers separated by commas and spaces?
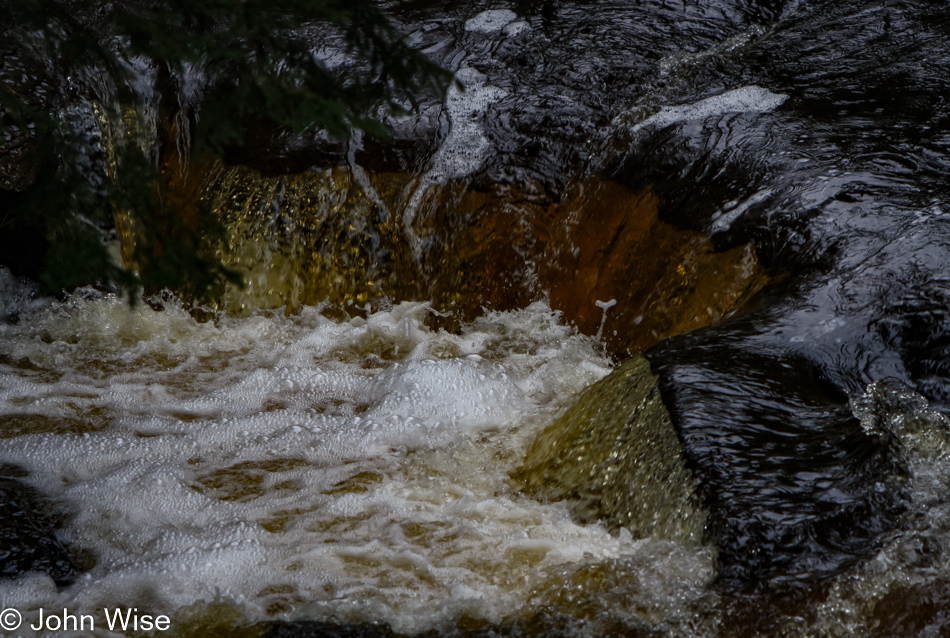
0, 285, 716, 636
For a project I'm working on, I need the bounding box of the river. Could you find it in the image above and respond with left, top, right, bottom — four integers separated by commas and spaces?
3, 0, 950, 635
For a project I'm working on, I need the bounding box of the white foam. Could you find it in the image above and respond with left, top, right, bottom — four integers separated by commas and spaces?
464, 10, 518, 34
0, 296, 718, 635
503, 21, 529, 37
430, 67, 507, 181
402, 67, 508, 258
624, 85, 788, 135
710, 188, 774, 233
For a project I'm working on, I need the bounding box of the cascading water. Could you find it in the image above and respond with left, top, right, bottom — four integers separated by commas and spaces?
0, 282, 717, 636
5, 0, 950, 635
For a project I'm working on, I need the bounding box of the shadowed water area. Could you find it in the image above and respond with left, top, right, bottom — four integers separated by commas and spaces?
4, 0, 950, 635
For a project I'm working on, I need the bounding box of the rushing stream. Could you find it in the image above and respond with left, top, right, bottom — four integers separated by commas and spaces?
0, 283, 722, 637
4, 0, 950, 635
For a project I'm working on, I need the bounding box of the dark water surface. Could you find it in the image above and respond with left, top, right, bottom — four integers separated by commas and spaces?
4, 0, 950, 636
381, 0, 950, 603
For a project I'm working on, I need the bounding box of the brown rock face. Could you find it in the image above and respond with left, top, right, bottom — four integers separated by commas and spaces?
540, 178, 769, 356
147, 162, 769, 354
409, 175, 769, 355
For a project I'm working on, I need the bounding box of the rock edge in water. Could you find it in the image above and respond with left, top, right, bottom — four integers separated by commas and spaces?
516, 356, 707, 548
0, 465, 84, 587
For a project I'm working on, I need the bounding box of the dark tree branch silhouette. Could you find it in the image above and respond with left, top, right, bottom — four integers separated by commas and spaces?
0, 0, 454, 300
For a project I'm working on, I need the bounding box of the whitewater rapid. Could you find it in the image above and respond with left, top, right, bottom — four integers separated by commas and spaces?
0, 275, 715, 635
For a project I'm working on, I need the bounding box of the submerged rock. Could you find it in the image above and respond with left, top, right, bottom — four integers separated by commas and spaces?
517, 356, 706, 546
0, 465, 82, 587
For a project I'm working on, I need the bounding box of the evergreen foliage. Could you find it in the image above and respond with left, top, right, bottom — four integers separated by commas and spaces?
0, 0, 453, 300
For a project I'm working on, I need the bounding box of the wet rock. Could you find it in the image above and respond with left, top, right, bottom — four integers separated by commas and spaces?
0, 48, 51, 193
222, 104, 445, 177
644, 326, 908, 588
0, 465, 82, 587
517, 356, 706, 546
874, 278, 950, 405
517, 0, 950, 598
109, 0, 775, 341
540, 178, 770, 356
0, 47, 54, 280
